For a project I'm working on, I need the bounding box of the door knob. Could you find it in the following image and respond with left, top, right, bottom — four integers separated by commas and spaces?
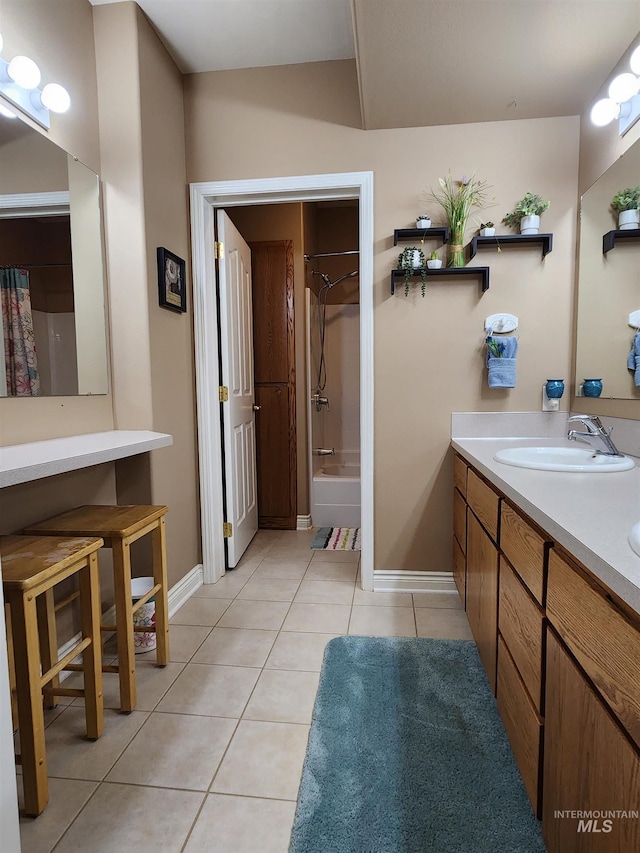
252, 404, 261, 411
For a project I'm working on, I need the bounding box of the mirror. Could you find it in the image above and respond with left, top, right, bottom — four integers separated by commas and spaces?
575, 138, 640, 401
0, 114, 108, 396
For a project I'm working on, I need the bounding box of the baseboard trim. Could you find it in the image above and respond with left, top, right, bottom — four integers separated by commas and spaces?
296, 514, 312, 530
57, 564, 204, 669
373, 570, 457, 594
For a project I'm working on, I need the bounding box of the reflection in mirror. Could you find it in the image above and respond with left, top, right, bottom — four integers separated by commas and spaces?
576, 137, 640, 402
0, 114, 108, 397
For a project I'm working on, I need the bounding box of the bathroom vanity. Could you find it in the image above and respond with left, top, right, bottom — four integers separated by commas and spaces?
452, 438, 640, 853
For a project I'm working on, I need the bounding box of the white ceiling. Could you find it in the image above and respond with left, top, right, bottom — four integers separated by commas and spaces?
90, 0, 640, 130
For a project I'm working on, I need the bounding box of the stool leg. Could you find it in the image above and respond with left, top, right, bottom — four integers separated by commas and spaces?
78, 552, 104, 740
152, 516, 170, 666
10, 590, 48, 816
36, 589, 59, 710
4, 603, 18, 731
112, 538, 136, 713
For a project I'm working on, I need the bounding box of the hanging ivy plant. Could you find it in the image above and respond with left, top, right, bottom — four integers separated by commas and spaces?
397, 247, 426, 297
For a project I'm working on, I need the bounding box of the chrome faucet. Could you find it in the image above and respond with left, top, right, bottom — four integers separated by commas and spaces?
311, 391, 330, 412
567, 415, 624, 457
313, 448, 335, 456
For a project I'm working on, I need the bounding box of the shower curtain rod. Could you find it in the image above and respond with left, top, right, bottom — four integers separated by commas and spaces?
1, 263, 71, 269
304, 250, 359, 261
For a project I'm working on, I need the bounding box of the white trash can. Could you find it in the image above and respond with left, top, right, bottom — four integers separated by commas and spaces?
131, 576, 156, 653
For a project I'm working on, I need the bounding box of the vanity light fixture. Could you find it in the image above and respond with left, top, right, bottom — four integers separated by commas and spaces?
0, 32, 70, 129
590, 43, 640, 135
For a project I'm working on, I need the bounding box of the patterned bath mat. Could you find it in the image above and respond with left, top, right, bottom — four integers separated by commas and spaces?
311, 527, 361, 551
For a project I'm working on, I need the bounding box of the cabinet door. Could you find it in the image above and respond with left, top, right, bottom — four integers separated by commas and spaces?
543, 630, 640, 853
453, 535, 465, 608
466, 509, 499, 691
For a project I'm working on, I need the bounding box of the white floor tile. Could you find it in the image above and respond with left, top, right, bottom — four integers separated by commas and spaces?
184, 793, 295, 853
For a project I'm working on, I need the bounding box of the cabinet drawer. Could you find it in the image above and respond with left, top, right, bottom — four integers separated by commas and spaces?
453, 454, 467, 498
453, 487, 466, 554
499, 557, 544, 713
497, 636, 543, 817
467, 468, 499, 542
500, 502, 549, 605
547, 549, 640, 748
453, 535, 465, 608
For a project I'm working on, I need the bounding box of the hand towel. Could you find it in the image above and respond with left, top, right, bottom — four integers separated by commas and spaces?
628, 332, 640, 387
486, 335, 518, 388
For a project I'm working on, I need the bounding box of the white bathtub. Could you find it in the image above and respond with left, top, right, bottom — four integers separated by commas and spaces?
311, 451, 361, 528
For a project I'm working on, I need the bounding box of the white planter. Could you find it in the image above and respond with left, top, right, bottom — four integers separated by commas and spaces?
520, 214, 540, 235
426, 259, 442, 269
618, 209, 640, 230
409, 250, 423, 268
480, 227, 495, 237
416, 218, 431, 229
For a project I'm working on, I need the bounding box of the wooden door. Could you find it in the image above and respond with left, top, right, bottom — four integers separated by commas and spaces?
216, 210, 258, 567
250, 240, 296, 529
543, 629, 640, 852
466, 509, 499, 692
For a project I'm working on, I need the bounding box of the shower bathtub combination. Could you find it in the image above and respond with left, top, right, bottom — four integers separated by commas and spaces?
311, 450, 361, 528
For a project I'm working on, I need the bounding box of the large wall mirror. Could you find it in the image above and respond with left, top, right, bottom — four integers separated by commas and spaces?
576, 137, 640, 402
0, 114, 108, 397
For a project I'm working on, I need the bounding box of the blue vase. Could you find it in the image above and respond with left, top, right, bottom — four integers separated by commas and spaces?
545, 379, 564, 400
583, 379, 603, 398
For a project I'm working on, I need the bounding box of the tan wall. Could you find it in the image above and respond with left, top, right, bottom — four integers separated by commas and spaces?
184, 61, 581, 573
228, 204, 309, 515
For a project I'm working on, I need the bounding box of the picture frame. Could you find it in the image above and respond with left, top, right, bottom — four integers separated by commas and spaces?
157, 247, 186, 313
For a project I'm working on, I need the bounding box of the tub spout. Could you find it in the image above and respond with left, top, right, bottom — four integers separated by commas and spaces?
313, 448, 335, 456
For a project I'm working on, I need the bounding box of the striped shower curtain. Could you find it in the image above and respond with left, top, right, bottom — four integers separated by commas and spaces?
1, 267, 40, 396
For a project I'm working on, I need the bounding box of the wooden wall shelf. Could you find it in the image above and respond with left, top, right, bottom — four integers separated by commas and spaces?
602, 228, 640, 254
394, 227, 450, 246
390, 266, 490, 294
469, 233, 553, 260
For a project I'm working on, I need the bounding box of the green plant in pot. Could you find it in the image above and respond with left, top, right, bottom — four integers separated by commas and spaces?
611, 185, 640, 230
397, 246, 426, 296
424, 174, 492, 267
479, 221, 495, 236
502, 192, 550, 235
426, 249, 442, 272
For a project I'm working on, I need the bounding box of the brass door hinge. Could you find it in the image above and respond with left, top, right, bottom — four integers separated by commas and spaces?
215, 241, 224, 259
223, 522, 233, 538
219, 386, 228, 402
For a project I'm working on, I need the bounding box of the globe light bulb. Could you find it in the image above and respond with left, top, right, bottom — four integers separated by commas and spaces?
0, 103, 16, 119
590, 98, 620, 127
0, 33, 4, 54
630, 45, 640, 76
7, 55, 41, 89
41, 83, 70, 113
608, 72, 639, 104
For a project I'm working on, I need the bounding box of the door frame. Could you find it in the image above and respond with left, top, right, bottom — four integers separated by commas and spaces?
190, 171, 374, 590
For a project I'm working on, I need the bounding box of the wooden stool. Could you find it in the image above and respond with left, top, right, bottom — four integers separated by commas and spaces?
1, 534, 104, 816
26, 505, 170, 713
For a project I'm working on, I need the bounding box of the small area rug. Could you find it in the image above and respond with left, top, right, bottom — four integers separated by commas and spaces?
289, 636, 547, 853
311, 527, 361, 551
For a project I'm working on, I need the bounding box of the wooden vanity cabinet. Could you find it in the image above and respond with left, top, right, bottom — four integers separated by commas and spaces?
466, 508, 499, 692
453, 485, 467, 606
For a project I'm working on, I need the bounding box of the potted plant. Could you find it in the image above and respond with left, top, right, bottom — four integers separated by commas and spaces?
479, 221, 495, 237
426, 250, 442, 270
425, 174, 492, 267
502, 192, 551, 235
397, 247, 426, 296
611, 186, 640, 230
416, 214, 431, 228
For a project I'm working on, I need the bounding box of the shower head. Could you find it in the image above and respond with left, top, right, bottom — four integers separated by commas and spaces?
329, 270, 359, 287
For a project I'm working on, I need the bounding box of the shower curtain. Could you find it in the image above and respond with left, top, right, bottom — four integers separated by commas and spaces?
1, 267, 40, 396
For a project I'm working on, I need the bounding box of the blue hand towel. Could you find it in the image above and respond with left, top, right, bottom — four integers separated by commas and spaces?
628, 332, 640, 387
486, 335, 518, 388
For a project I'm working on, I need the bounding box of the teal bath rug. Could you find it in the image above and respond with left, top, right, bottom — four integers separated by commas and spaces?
311, 527, 361, 551
290, 636, 547, 853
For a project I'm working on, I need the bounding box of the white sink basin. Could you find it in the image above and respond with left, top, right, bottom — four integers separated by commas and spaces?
630, 523, 640, 558
494, 446, 635, 473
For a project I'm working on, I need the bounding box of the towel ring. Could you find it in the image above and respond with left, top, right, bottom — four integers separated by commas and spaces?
485, 313, 518, 336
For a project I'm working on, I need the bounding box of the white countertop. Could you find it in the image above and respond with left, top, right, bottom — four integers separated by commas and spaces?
0, 430, 173, 488
452, 437, 640, 615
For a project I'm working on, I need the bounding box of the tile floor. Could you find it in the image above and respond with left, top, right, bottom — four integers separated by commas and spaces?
17, 528, 472, 853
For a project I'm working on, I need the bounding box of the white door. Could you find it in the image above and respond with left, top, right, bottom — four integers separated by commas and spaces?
217, 210, 258, 567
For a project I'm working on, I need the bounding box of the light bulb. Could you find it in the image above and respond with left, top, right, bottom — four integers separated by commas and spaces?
0, 103, 16, 119
590, 98, 620, 126
41, 83, 70, 113
608, 72, 639, 104
630, 45, 640, 76
7, 55, 41, 89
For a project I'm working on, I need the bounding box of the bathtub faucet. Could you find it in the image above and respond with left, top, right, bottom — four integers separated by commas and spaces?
313, 448, 335, 456
311, 391, 330, 412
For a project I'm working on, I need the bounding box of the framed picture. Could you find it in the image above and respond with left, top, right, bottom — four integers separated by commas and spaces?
157, 247, 186, 313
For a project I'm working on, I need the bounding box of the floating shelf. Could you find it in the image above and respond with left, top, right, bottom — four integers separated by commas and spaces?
393, 227, 450, 246
602, 228, 640, 254
390, 267, 490, 294
469, 233, 553, 260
